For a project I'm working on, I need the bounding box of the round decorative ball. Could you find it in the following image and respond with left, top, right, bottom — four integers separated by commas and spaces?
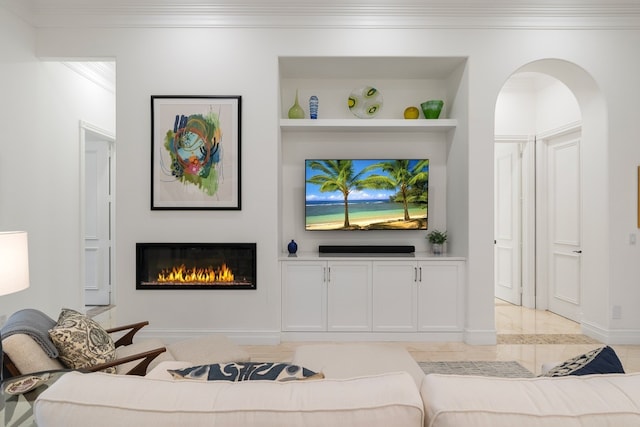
403, 106, 420, 119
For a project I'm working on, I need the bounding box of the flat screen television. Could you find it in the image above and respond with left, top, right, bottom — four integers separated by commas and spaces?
305, 159, 429, 231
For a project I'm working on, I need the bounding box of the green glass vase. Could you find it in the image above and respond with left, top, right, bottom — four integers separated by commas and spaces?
288, 90, 305, 119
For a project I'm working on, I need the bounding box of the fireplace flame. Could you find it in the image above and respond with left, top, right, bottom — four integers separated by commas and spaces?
157, 263, 235, 284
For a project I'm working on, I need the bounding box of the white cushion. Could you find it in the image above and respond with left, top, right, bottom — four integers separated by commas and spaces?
167, 334, 250, 364
421, 372, 640, 427
34, 371, 424, 427
2, 334, 64, 374
293, 343, 425, 386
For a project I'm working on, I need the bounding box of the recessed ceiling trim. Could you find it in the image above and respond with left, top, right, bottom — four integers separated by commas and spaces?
16, 1, 640, 30
63, 62, 116, 94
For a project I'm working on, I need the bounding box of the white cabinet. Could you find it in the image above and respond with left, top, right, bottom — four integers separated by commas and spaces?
372, 261, 418, 332
281, 260, 372, 332
372, 260, 465, 332
326, 261, 372, 332
281, 262, 326, 331
417, 261, 464, 331
282, 256, 464, 336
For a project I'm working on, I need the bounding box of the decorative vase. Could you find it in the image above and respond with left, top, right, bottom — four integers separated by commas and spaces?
432, 243, 443, 255
287, 240, 298, 255
421, 100, 444, 119
288, 90, 305, 119
309, 95, 318, 119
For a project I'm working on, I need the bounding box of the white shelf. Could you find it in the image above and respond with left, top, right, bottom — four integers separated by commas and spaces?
280, 118, 457, 132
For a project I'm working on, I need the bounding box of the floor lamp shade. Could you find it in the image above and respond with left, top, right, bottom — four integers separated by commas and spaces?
0, 231, 30, 296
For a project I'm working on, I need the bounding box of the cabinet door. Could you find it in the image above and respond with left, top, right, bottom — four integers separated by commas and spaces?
372, 261, 418, 332
417, 261, 464, 331
281, 262, 327, 331
326, 261, 372, 332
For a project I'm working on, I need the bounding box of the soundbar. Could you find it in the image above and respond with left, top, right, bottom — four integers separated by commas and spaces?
318, 245, 415, 254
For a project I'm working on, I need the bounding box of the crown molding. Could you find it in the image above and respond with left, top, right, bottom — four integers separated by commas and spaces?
8, 1, 640, 30
63, 61, 116, 94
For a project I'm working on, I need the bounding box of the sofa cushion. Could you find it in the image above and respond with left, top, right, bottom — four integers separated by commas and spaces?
167, 334, 250, 364
34, 371, 424, 427
292, 343, 425, 387
48, 308, 116, 373
542, 346, 625, 377
168, 362, 323, 382
421, 372, 640, 427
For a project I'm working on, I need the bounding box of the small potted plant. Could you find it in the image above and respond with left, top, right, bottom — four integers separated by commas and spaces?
427, 229, 447, 255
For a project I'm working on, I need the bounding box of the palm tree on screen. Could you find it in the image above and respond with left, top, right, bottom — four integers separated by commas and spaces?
306, 160, 381, 228
368, 159, 429, 220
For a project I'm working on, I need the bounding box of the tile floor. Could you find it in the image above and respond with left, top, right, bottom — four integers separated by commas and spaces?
241, 300, 640, 375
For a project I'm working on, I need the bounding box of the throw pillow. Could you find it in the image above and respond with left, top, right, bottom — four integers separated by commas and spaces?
168, 362, 324, 382
542, 346, 625, 377
48, 308, 116, 374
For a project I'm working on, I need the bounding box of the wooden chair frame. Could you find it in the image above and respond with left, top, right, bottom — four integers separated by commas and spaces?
3, 321, 166, 378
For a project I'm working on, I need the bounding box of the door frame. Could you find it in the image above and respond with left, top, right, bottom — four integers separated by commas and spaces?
79, 120, 116, 306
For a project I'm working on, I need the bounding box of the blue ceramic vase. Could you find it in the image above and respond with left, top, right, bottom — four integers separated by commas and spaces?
287, 240, 298, 254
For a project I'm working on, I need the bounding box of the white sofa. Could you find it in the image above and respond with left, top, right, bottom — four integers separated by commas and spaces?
421, 372, 640, 426
32, 343, 640, 427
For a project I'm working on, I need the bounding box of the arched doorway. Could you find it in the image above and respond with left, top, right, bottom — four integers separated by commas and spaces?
494, 60, 608, 335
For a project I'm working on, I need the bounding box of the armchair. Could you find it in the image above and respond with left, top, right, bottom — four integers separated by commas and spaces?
1, 309, 166, 379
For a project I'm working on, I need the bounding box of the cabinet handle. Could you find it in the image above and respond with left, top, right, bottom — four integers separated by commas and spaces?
414, 267, 418, 282
419, 267, 422, 283
327, 267, 331, 283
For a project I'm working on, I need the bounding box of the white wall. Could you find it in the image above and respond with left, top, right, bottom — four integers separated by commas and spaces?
3, 10, 640, 343
0, 7, 115, 319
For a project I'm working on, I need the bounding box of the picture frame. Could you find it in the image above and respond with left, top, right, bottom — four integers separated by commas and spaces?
638, 166, 640, 228
151, 95, 241, 210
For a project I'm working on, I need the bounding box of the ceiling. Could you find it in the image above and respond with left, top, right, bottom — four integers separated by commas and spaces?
4, 0, 640, 29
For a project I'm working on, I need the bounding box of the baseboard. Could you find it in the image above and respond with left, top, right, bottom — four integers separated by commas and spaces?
137, 328, 281, 345
280, 331, 465, 342
463, 328, 497, 345
581, 321, 640, 345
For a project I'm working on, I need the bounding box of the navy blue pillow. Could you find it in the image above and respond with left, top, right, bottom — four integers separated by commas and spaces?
543, 346, 625, 377
168, 362, 323, 382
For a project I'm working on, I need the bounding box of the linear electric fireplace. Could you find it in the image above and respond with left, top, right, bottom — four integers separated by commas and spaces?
136, 243, 256, 290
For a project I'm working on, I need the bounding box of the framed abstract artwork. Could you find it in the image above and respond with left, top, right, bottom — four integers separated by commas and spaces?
151, 95, 241, 210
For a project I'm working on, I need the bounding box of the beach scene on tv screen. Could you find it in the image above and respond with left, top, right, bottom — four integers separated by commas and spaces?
305, 159, 429, 231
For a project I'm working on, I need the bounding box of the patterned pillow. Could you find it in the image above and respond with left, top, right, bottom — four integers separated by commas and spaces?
542, 346, 625, 377
168, 362, 324, 382
48, 308, 116, 374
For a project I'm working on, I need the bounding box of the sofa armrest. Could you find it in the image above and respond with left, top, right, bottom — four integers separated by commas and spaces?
82, 347, 166, 376
105, 321, 149, 348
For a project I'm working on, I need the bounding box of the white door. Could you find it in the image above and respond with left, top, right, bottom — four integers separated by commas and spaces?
546, 131, 582, 322
281, 262, 327, 331
84, 138, 112, 305
417, 261, 464, 331
372, 261, 417, 332
327, 261, 372, 332
494, 143, 522, 305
